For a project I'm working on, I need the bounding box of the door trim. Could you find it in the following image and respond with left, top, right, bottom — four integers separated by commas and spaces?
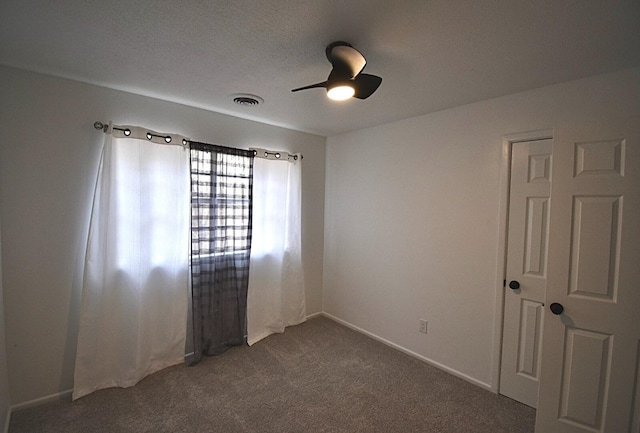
492, 129, 553, 393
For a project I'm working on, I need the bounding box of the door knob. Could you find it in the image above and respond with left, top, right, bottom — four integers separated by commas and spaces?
549, 303, 564, 315
508, 280, 520, 290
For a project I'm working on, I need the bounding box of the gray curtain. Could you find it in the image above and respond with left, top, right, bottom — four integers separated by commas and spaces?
188, 142, 254, 365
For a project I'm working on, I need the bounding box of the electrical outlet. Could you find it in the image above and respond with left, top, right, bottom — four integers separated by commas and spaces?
419, 319, 428, 334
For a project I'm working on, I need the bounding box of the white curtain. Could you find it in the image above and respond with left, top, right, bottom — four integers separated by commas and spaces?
247, 156, 306, 345
73, 128, 189, 400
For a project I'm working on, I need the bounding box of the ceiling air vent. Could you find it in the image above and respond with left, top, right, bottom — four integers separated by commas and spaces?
231, 94, 263, 106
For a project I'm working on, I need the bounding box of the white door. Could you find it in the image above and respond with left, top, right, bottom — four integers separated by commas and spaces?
536, 118, 640, 433
500, 138, 553, 408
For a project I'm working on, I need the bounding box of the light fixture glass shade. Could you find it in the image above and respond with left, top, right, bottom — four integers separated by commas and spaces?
327, 84, 355, 101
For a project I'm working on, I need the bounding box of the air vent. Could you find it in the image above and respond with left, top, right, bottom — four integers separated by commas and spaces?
231, 94, 264, 106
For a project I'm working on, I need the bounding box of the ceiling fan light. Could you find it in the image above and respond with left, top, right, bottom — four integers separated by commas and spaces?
327, 84, 355, 101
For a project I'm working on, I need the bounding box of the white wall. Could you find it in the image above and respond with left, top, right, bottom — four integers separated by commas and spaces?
323, 67, 640, 390
0, 66, 326, 405
0, 224, 10, 432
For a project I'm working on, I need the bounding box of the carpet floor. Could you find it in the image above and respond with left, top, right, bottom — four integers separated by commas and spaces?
9, 316, 535, 432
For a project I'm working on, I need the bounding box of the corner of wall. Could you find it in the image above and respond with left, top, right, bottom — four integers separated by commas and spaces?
0, 221, 11, 432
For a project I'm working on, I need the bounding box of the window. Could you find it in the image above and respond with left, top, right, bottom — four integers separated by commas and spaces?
190, 145, 253, 259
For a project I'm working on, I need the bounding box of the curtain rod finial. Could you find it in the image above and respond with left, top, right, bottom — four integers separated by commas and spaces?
94, 121, 108, 132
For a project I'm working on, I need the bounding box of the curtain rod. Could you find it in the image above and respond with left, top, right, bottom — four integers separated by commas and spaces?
94, 121, 303, 160
249, 147, 303, 161
94, 121, 189, 146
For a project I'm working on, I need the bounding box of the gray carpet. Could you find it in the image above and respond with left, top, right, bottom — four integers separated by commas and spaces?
9, 316, 535, 432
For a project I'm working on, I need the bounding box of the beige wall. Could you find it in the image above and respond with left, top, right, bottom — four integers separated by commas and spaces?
323, 67, 640, 390
0, 66, 326, 405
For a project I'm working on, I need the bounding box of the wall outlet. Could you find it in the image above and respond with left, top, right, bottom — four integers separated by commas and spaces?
419, 319, 428, 334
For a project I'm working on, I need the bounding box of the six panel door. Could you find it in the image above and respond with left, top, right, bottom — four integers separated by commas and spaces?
500, 139, 552, 408
535, 118, 640, 433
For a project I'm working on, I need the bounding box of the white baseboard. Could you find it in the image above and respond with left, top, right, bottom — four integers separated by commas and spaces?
321, 312, 493, 393
5, 390, 72, 433
9, 389, 72, 413
305, 311, 323, 320
3, 407, 10, 433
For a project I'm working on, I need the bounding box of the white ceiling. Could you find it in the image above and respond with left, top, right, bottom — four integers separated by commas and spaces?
1, 0, 639, 136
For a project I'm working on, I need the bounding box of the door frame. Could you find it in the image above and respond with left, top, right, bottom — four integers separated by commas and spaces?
491, 128, 553, 393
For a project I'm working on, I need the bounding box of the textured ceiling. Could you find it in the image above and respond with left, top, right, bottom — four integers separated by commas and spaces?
1, 0, 639, 136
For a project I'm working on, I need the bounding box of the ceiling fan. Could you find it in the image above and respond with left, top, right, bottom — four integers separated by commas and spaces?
291, 41, 382, 101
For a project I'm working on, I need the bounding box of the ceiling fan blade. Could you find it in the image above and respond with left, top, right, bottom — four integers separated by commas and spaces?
291, 81, 327, 92
326, 42, 366, 78
352, 74, 382, 99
